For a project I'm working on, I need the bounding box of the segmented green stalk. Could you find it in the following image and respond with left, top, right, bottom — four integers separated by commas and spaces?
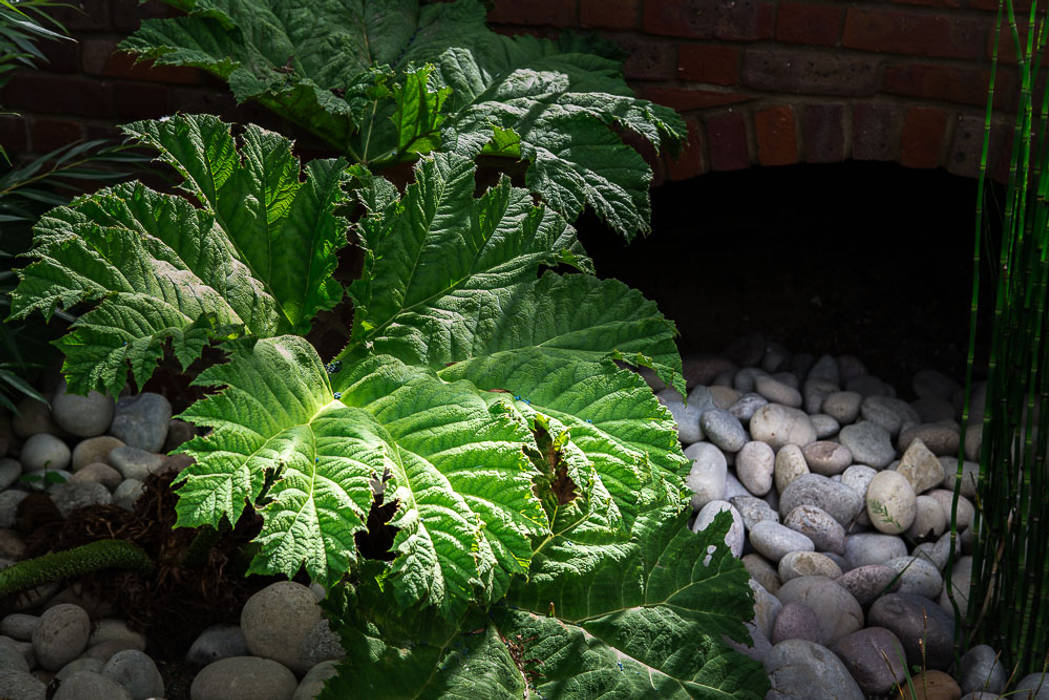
0, 540, 153, 597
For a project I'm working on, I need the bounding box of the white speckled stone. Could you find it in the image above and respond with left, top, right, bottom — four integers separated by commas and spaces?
750, 405, 816, 451
684, 442, 727, 511
866, 470, 917, 535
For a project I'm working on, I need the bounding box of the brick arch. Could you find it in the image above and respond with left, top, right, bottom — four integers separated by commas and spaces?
487, 0, 1026, 184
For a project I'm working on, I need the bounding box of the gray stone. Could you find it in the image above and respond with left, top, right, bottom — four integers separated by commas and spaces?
965, 423, 983, 461
48, 482, 112, 518
728, 392, 767, 424
109, 393, 171, 453
190, 656, 298, 700
899, 423, 960, 455
163, 419, 196, 452
913, 369, 961, 401
866, 470, 917, 535
783, 504, 845, 554
723, 472, 750, 500
822, 391, 862, 425
186, 625, 247, 666
835, 564, 900, 606
928, 489, 974, 531
838, 356, 867, 384
101, 649, 163, 700
297, 620, 345, 670
742, 553, 781, 595
840, 464, 877, 497
896, 438, 946, 494
68, 462, 122, 490
755, 375, 803, 408
839, 421, 895, 469
772, 371, 800, 390
0, 529, 25, 559
20, 433, 71, 472
749, 520, 814, 562
112, 479, 145, 511
809, 414, 840, 439
736, 441, 774, 496
683, 355, 735, 389
242, 581, 322, 674
764, 639, 864, 700
0, 637, 29, 672
939, 556, 973, 617
761, 342, 791, 373
843, 533, 908, 569
750, 578, 782, 642
884, 556, 943, 599
941, 457, 980, 498
860, 395, 920, 437
709, 385, 740, 410
807, 355, 840, 386
293, 660, 340, 700
830, 626, 906, 696
731, 495, 780, 531
700, 409, 747, 452
0, 458, 21, 490
803, 379, 839, 415
734, 367, 769, 394
692, 500, 744, 557
770, 602, 822, 645
913, 531, 961, 572
51, 381, 114, 438
1015, 673, 1049, 700
684, 442, 727, 510
0, 670, 45, 700
774, 444, 810, 494
55, 658, 103, 681
958, 644, 1006, 695
54, 671, 132, 700
749, 404, 817, 450
802, 441, 852, 476
912, 396, 957, 423
908, 495, 947, 539
868, 593, 955, 669
778, 551, 842, 583
32, 603, 90, 671
11, 397, 58, 439
1, 614, 39, 641
657, 389, 704, 445
846, 374, 890, 397
779, 474, 865, 528
776, 576, 864, 645
722, 619, 773, 665
107, 446, 163, 482
71, 436, 124, 472
88, 619, 146, 652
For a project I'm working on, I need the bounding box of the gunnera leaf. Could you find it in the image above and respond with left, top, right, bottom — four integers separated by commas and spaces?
7, 114, 348, 396
320, 510, 769, 699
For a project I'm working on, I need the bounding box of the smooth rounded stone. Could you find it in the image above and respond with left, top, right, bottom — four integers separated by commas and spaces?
684, 442, 727, 511
913, 531, 961, 572
846, 373, 890, 398
657, 389, 704, 444
1, 613, 40, 641
844, 533, 908, 569
163, 418, 196, 452
45, 583, 115, 620
801, 441, 852, 476
730, 495, 779, 531
749, 578, 782, 642
750, 404, 817, 451
48, 482, 112, 518
692, 500, 744, 557
186, 624, 248, 666
106, 446, 163, 482
70, 436, 124, 472
20, 433, 71, 472
51, 382, 114, 439
0, 637, 30, 672
712, 368, 735, 386
749, 520, 814, 562
778, 551, 842, 583
839, 421, 895, 469
754, 375, 803, 408
803, 379, 838, 416
12, 398, 59, 438
764, 638, 864, 700
866, 470, 917, 535
723, 619, 773, 664
807, 355, 840, 385
770, 602, 821, 645
909, 495, 948, 539
0, 670, 46, 700
682, 355, 736, 388
773, 444, 809, 494
736, 441, 774, 496
728, 392, 768, 424
0, 457, 21, 490
53, 670, 132, 700
837, 355, 867, 384
700, 409, 747, 452
191, 656, 298, 700
939, 556, 972, 617
32, 604, 90, 671
783, 504, 845, 554
242, 581, 322, 673
733, 367, 769, 394
55, 658, 103, 681
1015, 673, 1049, 700
68, 462, 122, 490
109, 394, 171, 453
778, 474, 865, 528
293, 660, 340, 700
907, 670, 963, 700
776, 576, 864, 645
723, 472, 750, 500
884, 556, 943, 599
899, 423, 960, 455
830, 626, 906, 695
912, 396, 957, 424
761, 342, 791, 373
957, 644, 1006, 695
789, 353, 815, 382
20, 468, 71, 491
914, 369, 961, 401
861, 395, 921, 437
298, 620, 345, 670
835, 564, 900, 606
0, 529, 25, 559
101, 649, 163, 700
771, 371, 799, 390
112, 479, 145, 511
940, 457, 979, 498
897, 438, 947, 494
868, 593, 955, 669
809, 414, 839, 440
840, 464, 877, 497
687, 384, 717, 414
964, 423, 982, 461
742, 553, 781, 595
928, 489, 975, 531
960, 693, 1004, 700
88, 619, 146, 651
821, 391, 862, 425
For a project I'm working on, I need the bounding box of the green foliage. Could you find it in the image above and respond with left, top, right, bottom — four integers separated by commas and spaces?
0, 539, 153, 596
119, 0, 686, 239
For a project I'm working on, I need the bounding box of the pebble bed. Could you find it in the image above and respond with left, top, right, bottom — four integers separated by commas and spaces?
0, 337, 1048, 699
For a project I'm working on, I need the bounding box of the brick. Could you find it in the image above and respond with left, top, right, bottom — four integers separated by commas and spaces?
988, 115, 1015, 184
620, 126, 665, 188
48, 0, 112, 31
114, 81, 169, 118
882, 62, 1015, 110
755, 105, 798, 166
30, 117, 84, 153
83, 37, 201, 84
38, 38, 80, 73
900, 106, 949, 168
0, 114, 28, 153
641, 87, 752, 112
989, 20, 1049, 66
488, 0, 577, 26
756, 2, 775, 39
580, 0, 638, 29
946, 114, 993, 178
843, 7, 990, 60
677, 44, 740, 85
609, 36, 676, 80
741, 48, 880, 96
665, 116, 705, 180
643, 0, 764, 41
3, 73, 113, 118
802, 103, 846, 162
852, 102, 904, 161
776, 2, 843, 46
893, 0, 961, 6
706, 110, 750, 171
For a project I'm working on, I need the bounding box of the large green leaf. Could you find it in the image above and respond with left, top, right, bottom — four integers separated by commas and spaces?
321, 511, 768, 699
121, 0, 686, 238
7, 114, 347, 396
175, 334, 547, 616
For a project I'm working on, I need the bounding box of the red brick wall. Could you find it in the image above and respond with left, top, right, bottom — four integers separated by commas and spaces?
0, 0, 1030, 183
